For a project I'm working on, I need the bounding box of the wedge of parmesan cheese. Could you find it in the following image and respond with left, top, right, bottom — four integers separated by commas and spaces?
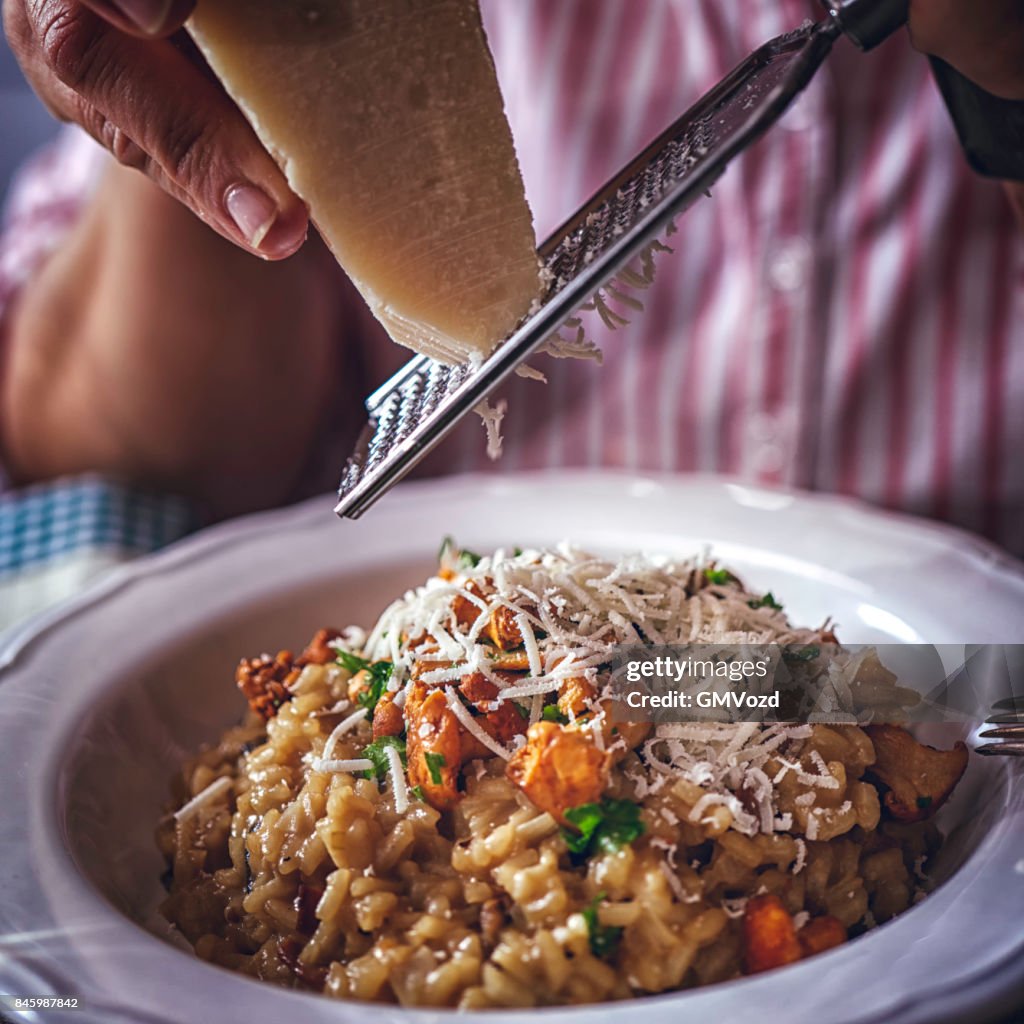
189, 0, 541, 364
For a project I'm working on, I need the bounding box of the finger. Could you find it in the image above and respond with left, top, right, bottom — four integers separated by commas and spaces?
28, 1, 308, 259
77, 0, 194, 38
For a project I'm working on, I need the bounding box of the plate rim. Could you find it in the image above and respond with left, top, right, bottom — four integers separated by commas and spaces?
1, 469, 1022, 1024
3, 469, 1023, 670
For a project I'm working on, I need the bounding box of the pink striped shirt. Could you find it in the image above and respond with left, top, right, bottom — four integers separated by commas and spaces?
1, 0, 1022, 552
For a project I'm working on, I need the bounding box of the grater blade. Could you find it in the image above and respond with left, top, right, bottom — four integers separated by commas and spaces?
336, 16, 842, 519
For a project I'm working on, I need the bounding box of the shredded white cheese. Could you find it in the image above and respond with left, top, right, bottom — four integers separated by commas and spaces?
805, 810, 821, 841
346, 543, 880, 844
317, 707, 369, 765
316, 758, 374, 774
444, 686, 511, 759
650, 836, 679, 868
386, 743, 409, 813
722, 897, 749, 919
516, 610, 543, 679
793, 837, 807, 874
474, 398, 507, 461
529, 692, 543, 726
312, 698, 352, 718
658, 859, 693, 903
174, 776, 232, 823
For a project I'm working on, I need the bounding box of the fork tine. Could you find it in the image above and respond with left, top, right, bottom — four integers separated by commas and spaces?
992, 696, 1024, 711
986, 711, 1024, 724
978, 725, 1024, 739
977, 742, 1024, 756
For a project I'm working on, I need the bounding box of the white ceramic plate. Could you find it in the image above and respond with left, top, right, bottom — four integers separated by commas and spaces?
1, 471, 1022, 1024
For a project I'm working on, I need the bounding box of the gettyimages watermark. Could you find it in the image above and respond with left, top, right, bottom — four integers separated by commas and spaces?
605, 643, 1024, 725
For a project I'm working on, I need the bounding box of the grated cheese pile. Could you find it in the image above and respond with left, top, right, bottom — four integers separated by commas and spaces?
331, 543, 843, 839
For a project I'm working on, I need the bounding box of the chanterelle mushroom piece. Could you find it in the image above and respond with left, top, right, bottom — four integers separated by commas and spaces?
505, 721, 609, 824
864, 724, 968, 823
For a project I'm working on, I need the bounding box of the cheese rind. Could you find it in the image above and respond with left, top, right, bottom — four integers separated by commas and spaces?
189, 0, 541, 364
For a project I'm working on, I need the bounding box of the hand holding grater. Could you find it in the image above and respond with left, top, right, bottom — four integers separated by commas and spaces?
335, 0, 1024, 519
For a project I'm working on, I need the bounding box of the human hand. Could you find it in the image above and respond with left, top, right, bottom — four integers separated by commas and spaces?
909, 0, 1024, 100
3, 0, 308, 258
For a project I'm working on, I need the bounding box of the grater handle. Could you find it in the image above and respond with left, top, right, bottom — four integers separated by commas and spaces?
820, 0, 908, 51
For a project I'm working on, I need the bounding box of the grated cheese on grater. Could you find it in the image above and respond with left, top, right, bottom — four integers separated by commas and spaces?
473, 398, 508, 461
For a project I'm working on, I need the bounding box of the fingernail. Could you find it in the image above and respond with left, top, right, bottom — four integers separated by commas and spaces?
226, 183, 278, 250
110, 0, 173, 35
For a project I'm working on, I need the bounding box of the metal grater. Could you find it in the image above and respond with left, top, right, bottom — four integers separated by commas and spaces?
335, 1, 907, 519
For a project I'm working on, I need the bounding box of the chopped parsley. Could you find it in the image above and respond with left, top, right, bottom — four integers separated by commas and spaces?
703, 567, 734, 585
562, 798, 645, 858
335, 650, 369, 675
541, 704, 569, 725
424, 751, 447, 785
334, 653, 394, 713
511, 701, 531, 720
582, 893, 622, 959
438, 536, 482, 569
916, 795, 933, 810
361, 736, 407, 780
748, 592, 783, 611
784, 644, 820, 663
410, 785, 426, 802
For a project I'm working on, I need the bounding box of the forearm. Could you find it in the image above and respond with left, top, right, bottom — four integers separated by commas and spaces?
1, 160, 346, 517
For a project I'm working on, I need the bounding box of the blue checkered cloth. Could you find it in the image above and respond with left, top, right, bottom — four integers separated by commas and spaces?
0, 475, 199, 575
0, 475, 201, 629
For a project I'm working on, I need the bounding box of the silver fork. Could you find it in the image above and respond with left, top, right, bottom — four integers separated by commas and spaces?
978, 697, 1024, 757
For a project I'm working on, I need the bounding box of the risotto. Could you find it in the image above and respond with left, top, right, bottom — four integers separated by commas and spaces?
158, 543, 968, 1007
